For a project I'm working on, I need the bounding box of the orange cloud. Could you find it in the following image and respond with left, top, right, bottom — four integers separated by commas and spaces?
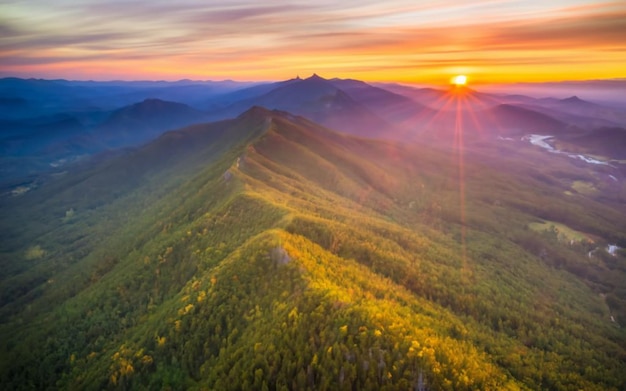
1, 1, 625, 83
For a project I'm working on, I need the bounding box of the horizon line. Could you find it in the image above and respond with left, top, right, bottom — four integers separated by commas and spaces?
2, 74, 626, 86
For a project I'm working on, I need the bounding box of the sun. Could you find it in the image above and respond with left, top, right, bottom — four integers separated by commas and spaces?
451, 75, 467, 86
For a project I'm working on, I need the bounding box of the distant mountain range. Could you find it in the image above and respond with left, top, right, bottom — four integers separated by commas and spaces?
0, 77, 257, 117
206, 74, 399, 137
1, 75, 625, 186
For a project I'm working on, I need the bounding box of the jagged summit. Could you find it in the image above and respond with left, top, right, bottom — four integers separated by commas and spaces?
306, 73, 325, 81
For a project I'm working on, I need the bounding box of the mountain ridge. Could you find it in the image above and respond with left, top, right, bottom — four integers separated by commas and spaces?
210, 74, 397, 137
1, 106, 625, 389
92, 98, 210, 148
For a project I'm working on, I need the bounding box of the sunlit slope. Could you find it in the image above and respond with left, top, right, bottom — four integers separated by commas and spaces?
1, 108, 625, 390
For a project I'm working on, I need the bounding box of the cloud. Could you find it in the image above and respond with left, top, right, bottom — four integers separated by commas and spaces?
475, 10, 626, 50
0, 21, 22, 37
1, 0, 625, 81
1, 32, 135, 51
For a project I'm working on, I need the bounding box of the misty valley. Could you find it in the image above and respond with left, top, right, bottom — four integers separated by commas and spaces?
1, 75, 625, 390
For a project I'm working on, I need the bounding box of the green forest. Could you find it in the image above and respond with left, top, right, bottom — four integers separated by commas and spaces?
1, 108, 625, 390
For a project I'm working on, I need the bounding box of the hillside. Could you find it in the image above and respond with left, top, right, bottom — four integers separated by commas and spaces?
0, 98, 213, 186
328, 78, 435, 124
211, 75, 396, 138
556, 126, 626, 159
92, 98, 210, 148
1, 107, 625, 390
485, 104, 573, 135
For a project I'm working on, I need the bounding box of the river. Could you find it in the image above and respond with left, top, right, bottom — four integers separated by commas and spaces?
525, 135, 613, 167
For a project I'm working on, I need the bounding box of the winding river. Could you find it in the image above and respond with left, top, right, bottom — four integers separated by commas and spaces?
525, 134, 613, 167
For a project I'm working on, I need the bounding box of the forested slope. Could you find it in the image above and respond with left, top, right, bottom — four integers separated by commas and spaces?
1, 107, 625, 390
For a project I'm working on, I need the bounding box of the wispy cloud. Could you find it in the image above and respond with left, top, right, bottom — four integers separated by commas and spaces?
1, 0, 625, 82
476, 10, 626, 49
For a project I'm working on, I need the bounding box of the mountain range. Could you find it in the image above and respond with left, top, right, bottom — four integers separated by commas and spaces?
1, 76, 625, 389
2, 75, 625, 184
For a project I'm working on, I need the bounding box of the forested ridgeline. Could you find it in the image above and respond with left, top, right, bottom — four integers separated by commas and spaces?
1, 108, 625, 389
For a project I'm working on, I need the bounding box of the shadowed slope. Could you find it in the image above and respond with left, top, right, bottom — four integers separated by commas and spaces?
92, 98, 210, 148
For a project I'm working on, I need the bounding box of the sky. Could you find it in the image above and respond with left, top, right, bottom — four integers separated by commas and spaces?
1, 0, 625, 84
